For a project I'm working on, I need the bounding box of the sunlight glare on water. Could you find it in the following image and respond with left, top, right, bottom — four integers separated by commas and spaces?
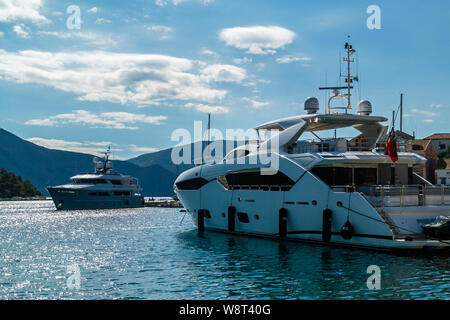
0, 201, 448, 299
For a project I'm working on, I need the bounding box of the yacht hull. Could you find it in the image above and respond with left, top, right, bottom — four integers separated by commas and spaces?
175, 162, 450, 251
182, 206, 449, 251
47, 187, 144, 210
197, 226, 450, 252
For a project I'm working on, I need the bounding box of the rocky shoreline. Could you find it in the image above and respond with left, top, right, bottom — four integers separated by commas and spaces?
0, 196, 49, 201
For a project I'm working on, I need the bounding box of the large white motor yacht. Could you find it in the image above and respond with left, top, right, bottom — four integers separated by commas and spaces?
47, 147, 144, 210
174, 42, 450, 251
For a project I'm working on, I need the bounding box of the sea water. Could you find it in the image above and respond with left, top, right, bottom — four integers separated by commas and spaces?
0, 201, 448, 299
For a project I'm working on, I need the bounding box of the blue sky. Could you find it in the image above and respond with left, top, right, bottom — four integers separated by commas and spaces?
0, 0, 449, 159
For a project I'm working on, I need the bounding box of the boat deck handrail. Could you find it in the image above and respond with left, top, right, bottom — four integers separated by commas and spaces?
331, 184, 450, 207
288, 137, 412, 153
226, 184, 293, 191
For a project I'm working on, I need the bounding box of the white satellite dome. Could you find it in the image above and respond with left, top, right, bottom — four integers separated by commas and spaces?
95, 161, 103, 170
105, 161, 113, 169
357, 100, 372, 115
304, 97, 319, 114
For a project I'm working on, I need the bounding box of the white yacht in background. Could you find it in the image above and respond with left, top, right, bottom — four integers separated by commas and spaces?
174, 42, 450, 251
47, 147, 144, 210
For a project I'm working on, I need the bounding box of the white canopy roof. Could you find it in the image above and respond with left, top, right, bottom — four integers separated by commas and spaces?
254, 113, 389, 151
255, 113, 388, 132
70, 173, 130, 180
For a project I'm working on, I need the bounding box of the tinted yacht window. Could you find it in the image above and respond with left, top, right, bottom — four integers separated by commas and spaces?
75, 179, 108, 184
176, 177, 209, 190
219, 170, 295, 190
311, 167, 352, 186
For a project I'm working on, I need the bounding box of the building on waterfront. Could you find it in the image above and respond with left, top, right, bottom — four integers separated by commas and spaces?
406, 139, 439, 183
423, 133, 450, 156
435, 159, 450, 185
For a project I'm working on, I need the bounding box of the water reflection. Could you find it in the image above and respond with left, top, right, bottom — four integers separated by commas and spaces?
0, 201, 448, 299
177, 230, 450, 299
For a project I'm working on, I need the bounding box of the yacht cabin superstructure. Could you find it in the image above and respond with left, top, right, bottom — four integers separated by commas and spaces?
47, 147, 144, 210
174, 42, 450, 251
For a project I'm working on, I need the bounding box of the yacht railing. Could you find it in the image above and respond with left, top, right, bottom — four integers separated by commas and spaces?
289, 137, 412, 154
226, 185, 293, 191
332, 185, 450, 207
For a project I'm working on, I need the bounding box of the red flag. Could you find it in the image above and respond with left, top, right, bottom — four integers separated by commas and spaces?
385, 128, 398, 162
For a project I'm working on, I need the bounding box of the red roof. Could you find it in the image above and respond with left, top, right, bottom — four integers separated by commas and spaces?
424, 133, 450, 140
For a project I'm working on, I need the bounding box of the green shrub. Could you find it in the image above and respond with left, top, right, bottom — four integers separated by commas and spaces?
0, 168, 42, 198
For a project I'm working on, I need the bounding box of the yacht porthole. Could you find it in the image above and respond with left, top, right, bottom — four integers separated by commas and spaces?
238, 197, 242, 202
221, 212, 225, 218
254, 214, 260, 220
312, 200, 317, 205
237, 212, 250, 223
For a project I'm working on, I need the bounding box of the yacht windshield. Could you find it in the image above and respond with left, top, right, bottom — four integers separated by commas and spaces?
72, 179, 107, 184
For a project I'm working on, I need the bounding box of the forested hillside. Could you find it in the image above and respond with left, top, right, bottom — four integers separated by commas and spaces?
0, 168, 42, 198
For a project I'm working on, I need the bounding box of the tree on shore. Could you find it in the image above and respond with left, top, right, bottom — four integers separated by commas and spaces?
0, 168, 42, 198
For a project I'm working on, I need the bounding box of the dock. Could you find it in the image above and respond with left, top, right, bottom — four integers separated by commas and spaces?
144, 197, 182, 208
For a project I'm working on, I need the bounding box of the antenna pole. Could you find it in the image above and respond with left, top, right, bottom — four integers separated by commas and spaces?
207, 113, 211, 142
347, 42, 351, 111
319, 39, 356, 114
400, 93, 403, 132
342, 36, 355, 113
392, 110, 395, 129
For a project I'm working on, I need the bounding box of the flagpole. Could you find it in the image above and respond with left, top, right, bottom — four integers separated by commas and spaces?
392, 110, 395, 129
400, 93, 403, 132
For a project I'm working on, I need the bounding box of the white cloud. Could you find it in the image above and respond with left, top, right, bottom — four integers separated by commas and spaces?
200, 49, 216, 55
25, 118, 54, 126
95, 18, 112, 24
127, 144, 159, 153
219, 25, 296, 55
25, 110, 167, 130
430, 103, 443, 109
26, 137, 157, 157
411, 109, 438, 117
0, 50, 228, 105
232, 57, 252, 64
185, 102, 229, 114
0, 0, 49, 25
149, 25, 173, 39
422, 119, 434, 123
87, 7, 99, 13
150, 25, 172, 32
0, 31, 4, 37
242, 97, 270, 109
37, 31, 117, 47
155, 0, 214, 6
26, 137, 120, 156
276, 55, 311, 64
200, 64, 247, 83
13, 23, 31, 38
123, 17, 138, 23
255, 63, 265, 71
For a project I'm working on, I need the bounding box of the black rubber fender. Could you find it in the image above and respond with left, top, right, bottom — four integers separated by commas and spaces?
279, 208, 288, 237
322, 209, 332, 242
228, 206, 236, 232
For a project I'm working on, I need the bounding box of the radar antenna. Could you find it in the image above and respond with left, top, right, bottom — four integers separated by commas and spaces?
102, 146, 112, 173
319, 37, 357, 114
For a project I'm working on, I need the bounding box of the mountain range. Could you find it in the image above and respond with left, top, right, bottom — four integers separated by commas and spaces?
0, 129, 243, 196
0, 128, 179, 196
